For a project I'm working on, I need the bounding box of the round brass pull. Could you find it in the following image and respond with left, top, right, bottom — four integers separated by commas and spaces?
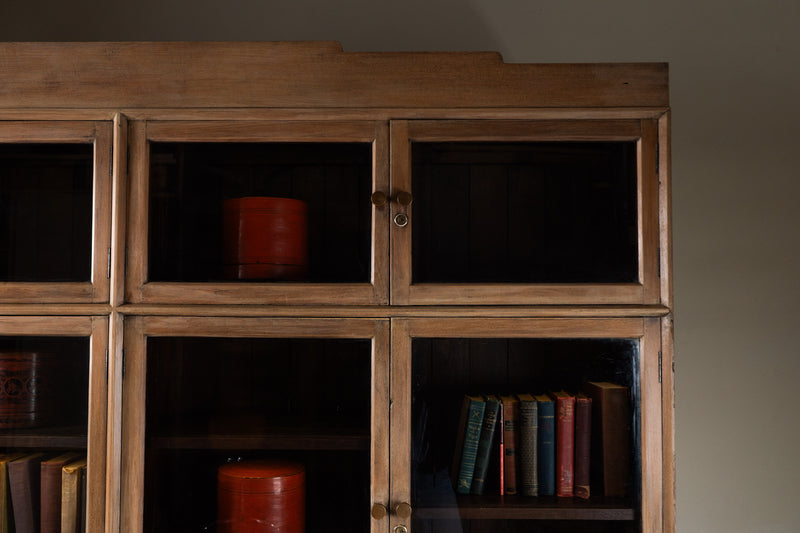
395, 191, 413, 207
395, 502, 412, 520
371, 503, 387, 520
371, 191, 388, 207
393, 213, 409, 228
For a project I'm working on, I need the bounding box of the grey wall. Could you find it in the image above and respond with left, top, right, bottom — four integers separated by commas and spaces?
3, 1, 799, 531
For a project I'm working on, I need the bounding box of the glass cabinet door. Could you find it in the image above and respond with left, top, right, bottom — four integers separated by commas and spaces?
119, 316, 390, 533
390, 120, 661, 305
126, 120, 389, 305
0, 315, 108, 532
0, 121, 113, 303
391, 317, 663, 533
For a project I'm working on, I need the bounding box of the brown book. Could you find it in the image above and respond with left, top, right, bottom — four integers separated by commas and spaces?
60, 457, 87, 533
585, 381, 631, 498
8, 452, 48, 533
450, 394, 473, 489
40, 452, 80, 533
550, 391, 575, 497
0, 453, 27, 533
499, 395, 520, 495
574, 393, 593, 499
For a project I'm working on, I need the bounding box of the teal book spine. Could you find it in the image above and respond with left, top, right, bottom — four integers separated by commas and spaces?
455, 395, 486, 494
470, 395, 500, 495
535, 394, 556, 496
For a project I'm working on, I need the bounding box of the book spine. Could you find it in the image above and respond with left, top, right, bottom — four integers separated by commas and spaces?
455, 397, 486, 494
498, 402, 504, 496
586, 382, 631, 498
555, 394, 575, 497
537, 399, 556, 496
518, 397, 539, 496
41, 462, 62, 533
502, 398, 519, 495
574, 395, 592, 499
8, 455, 43, 533
471, 397, 500, 495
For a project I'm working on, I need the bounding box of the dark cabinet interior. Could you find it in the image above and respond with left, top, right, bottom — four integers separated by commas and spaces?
0, 144, 93, 283
143, 337, 372, 532
411, 142, 638, 284
411, 338, 641, 532
148, 142, 373, 283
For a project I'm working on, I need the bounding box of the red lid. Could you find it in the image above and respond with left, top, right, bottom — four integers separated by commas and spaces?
223, 196, 307, 213
218, 460, 305, 494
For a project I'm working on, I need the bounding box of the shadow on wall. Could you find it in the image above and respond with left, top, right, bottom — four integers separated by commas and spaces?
0, 0, 503, 55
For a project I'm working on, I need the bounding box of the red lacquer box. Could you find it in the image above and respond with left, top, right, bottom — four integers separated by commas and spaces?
0, 351, 60, 428
222, 197, 308, 280
217, 459, 305, 533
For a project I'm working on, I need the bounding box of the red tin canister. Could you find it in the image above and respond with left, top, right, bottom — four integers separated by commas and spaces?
217, 459, 305, 533
222, 197, 308, 280
0, 351, 60, 428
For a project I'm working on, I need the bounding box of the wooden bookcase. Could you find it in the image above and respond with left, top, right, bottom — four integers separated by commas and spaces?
0, 42, 673, 533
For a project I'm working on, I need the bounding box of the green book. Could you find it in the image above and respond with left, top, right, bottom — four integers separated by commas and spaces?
471, 395, 500, 495
455, 395, 486, 494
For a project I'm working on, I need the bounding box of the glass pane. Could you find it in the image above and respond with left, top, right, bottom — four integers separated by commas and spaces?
0, 144, 93, 282
412, 142, 637, 284
0, 336, 91, 531
144, 337, 371, 532
411, 338, 641, 532
148, 143, 373, 283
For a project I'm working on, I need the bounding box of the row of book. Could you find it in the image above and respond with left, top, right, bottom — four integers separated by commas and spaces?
451, 381, 630, 499
1, 451, 87, 533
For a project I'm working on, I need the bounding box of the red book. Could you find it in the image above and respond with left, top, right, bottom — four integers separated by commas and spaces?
550, 391, 575, 497
40, 452, 80, 533
574, 393, 592, 499
499, 395, 519, 495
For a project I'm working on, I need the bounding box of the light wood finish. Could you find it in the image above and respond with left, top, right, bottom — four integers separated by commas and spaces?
641, 318, 664, 532
0, 42, 668, 110
1, 43, 673, 532
389, 319, 412, 533
105, 311, 124, 533
113, 303, 671, 318
391, 118, 661, 305
119, 316, 390, 533
110, 114, 128, 307
0, 315, 108, 533
125, 119, 390, 305
0, 121, 113, 303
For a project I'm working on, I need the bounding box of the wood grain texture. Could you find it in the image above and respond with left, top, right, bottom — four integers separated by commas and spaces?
87, 316, 109, 533
0, 42, 668, 110
0, 120, 113, 303
120, 316, 146, 533
404, 317, 645, 339
110, 114, 128, 307
371, 321, 391, 533
389, 319, 412, 533
641, 317, 664, 533
640, 119, 662, 304
105, 312, 124, 533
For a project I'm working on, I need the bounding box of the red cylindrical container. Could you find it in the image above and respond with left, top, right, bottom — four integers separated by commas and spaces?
222, 197, 308, 280
217, 459, 305, 533
0, 352, 60, 428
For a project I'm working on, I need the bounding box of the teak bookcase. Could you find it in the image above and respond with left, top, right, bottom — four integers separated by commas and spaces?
0, 42, 674, 533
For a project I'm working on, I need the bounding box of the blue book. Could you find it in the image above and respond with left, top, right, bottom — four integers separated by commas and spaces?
535, 394, 556, 496
455, 395, 486, 494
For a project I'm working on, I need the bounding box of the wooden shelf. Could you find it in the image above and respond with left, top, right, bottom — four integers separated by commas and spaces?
415, 494, 636, 521
0, 425, 87, 448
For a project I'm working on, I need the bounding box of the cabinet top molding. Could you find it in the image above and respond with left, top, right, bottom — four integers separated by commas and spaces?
0, 41, 668, 109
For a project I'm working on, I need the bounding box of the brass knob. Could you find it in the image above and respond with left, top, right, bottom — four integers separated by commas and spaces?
395, 502, 412, 520
371, 503, 387, 520
371, 191, 388, 207
395, 191, 413, 207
